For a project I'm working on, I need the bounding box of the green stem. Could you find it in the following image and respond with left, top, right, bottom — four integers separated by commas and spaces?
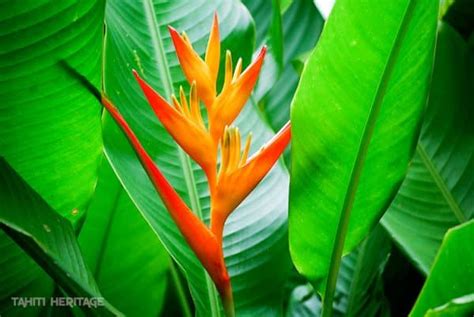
221, 280, 235, 317
223, 294, 235, 317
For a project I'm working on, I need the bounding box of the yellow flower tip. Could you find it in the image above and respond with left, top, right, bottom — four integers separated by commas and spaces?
181, 31, 191, 44
218, 126, 252, 179
169, 23, 216, 109
240, 132, 252, 167
233, 58, 243, 82
224, 50, 233, 88
205, 12, 220, 83
171, 94, 181, 111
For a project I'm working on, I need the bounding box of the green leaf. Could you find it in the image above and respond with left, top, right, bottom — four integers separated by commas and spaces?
0, 231, 53, 316
410, 220, 474, 317
281, 0, 294, 13
250, 0, 285, 102
285, 285, 322, 317
425, 294, 474, 317
268, 0, 284, 71
439, 0, 456, 18
334, 226, 391, 317
79, 160, 170, 317
289, 0, 438, 313
0, 2, 105, 314
0, 159, 121, 316
382, 23, 474, 274
285, 226, 391, 317
102, 1, 290, 316
242, 0, 272, 46
0, 0, 104, 223
260, 0, 323, 131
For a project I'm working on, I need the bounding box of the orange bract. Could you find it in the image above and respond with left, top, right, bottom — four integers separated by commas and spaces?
209, 47, 266, 143
134, 71, 218, 188
211, 123, 291, 239
168, 13, 220, 108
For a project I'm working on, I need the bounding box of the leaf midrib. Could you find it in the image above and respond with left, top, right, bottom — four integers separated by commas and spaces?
417, 144, 466, 223
322, 0, 420, 314
142, 1, 221, 316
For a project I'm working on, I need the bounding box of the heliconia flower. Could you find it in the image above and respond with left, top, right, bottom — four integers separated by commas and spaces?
169, 15, 266, 144
133, 70, 217, 188
208, 47, 266, 143
99, 13, 290, 317
101, 95, 232, 305
169, 13, 220, 108
210, 122, 291, 239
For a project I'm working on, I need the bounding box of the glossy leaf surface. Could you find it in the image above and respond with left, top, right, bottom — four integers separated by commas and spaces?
260, 0, 324, 131
79, 160, 170, 317
382, 23, 474, 274
425, 294, 474, 317
410, 220, 474, 317
334, 226, 391, 317
0, 231, 53, 316
0, 0, 104, 222
285, 226, 391, 317
0, 159, 120, 316
290, 0, 438, 295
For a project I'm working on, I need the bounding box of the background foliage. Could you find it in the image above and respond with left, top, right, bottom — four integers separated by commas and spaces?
0, 0, 473, 316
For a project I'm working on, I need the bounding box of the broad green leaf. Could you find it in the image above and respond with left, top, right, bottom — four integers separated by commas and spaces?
278, 0, 323, 67
0, 0, 104, 223
250, 0, 285, 101
285, 226, 391, 317
334, 226, 391, 317
261, 0, 323, 131
410, 220, 474, 317
0, 2, 105, 313
382, 23, 474, 274
425, 294, 474, 317
102, 1, 290, 316
281, 0, 294, 12
0, 231, 53, 317
439, 0, 455, 18
79, 160, 170, 317
243, 0, 284, 66
0, 159, 120, 316
242, 0, 272, 46
269, 0, 284, 69
285, 285, 322, 317
289, 0, 438, 310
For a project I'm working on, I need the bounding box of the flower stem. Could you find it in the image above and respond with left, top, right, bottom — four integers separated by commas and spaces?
221, 283, 235, 317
